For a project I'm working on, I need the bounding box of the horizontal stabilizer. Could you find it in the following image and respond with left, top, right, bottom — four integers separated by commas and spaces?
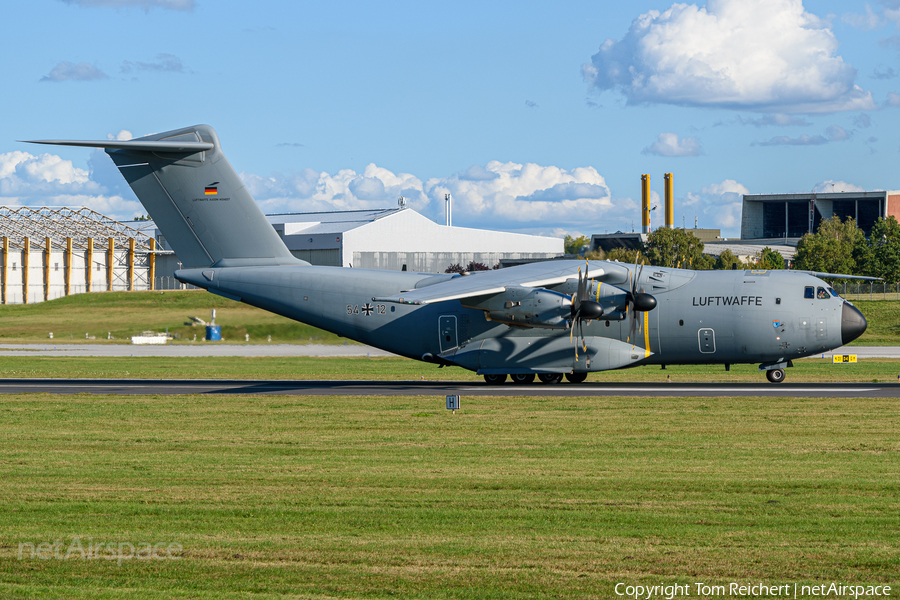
21, 139, 213, 153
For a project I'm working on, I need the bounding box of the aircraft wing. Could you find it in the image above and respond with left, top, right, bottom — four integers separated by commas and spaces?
792, 270, 881, 281
374, 260, 631, 305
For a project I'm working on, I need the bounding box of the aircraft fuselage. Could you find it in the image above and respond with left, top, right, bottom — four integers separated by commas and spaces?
177, 263, 862, 375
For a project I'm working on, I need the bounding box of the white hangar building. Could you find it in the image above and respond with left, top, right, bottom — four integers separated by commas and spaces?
142, 206, 562, 274
265, 207, 562, 272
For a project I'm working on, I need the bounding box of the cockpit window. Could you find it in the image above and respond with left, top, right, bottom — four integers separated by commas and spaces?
804, 286, 815, 299
817, 287, 829, 299
828, 287, 841, 298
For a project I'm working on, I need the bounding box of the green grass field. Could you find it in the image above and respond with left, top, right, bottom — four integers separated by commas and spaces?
0, 393, 896, 599
0, 291, 897, 346
0, 290, 343, 345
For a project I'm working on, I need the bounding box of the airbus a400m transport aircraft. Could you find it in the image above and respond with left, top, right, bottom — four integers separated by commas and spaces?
27, 125, 868, 384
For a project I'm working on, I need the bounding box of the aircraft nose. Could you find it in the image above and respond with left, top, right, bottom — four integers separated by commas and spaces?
841, 302, 867, 345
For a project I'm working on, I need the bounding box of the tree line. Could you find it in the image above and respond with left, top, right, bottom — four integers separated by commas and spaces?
564, 215, 900, 282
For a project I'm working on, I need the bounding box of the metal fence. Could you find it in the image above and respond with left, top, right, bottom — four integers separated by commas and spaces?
154, 277, 198, 291
833, 281, 900, 301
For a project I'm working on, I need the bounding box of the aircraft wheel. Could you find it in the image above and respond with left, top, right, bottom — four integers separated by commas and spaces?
538, 373, 564, 384
483, 374, 507, 385
765, 368, 785, 384
510, 373, 536, 384
565, 372, 588, 383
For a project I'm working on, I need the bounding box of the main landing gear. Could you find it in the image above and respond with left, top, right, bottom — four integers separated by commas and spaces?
483, 373, 587, 385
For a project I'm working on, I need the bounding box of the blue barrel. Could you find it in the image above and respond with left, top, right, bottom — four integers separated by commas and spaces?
205, 325, 222, 341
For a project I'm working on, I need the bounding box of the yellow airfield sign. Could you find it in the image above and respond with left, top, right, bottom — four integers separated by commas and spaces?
832, 355, 858, 364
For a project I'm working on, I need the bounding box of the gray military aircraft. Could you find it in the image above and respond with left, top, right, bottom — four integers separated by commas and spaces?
26, 124, 868, 384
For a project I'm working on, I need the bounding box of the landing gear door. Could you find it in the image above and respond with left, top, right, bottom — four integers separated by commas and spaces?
439, 315, 458, 354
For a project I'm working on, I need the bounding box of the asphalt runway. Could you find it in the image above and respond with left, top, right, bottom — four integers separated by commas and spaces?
0, 378, 897, 397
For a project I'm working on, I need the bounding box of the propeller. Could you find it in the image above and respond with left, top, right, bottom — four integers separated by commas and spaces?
569, 262, 604, 359
625, 253, 657, 346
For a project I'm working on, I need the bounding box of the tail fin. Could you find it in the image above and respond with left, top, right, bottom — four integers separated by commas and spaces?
25, 124, 297, 268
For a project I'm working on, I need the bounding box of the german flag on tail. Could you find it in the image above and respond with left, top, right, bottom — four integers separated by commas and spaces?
205, 182, 219, 195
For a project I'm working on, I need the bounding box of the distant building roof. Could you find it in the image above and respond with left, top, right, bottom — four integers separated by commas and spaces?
265, 208, 402, 235
1, 206, 153, 250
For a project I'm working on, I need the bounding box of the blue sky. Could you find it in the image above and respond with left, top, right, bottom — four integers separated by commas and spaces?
3, 0, 900, 239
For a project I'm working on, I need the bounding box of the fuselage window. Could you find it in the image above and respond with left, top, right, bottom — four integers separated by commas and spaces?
817, 287, 829, 299
804, 286, 814, 299
828, 288, 840, 298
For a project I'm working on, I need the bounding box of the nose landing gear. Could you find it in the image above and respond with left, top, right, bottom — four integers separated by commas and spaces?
765, 368, 785, 384
760, 360, 791, 383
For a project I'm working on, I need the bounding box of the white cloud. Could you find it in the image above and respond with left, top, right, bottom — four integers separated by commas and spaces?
121, 54, 187, 74
427, 162, 617, 227
884, 0, 900, 24
40, 62, 107, 82
583, 0, 876, 113
642, 133, 702, 157
886, 92, 900, 106
872, 66, 898, 79
842, 4, 884, 29
107, 130, 133, 141
0, 151, 140, 221
242, 164, 428, 215
243, 160, 626, 230
825, 125, 850, 140
812, 180, 867, 193
0, 151, 96, 191
701, 180, 750, 197
737, 113, 812, 127
681, 179, 748, 234
46, 194, 143, 220
756, 124, 850, 146
58, 0, 194, 10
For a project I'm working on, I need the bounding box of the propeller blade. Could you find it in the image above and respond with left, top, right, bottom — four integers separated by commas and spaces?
571, 267, 584, 317
629, 310, 636, 345
633, 253, 645, 295
570, 308, 580, 341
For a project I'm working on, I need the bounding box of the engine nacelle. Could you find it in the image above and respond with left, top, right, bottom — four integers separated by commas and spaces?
466, 287, 571, 329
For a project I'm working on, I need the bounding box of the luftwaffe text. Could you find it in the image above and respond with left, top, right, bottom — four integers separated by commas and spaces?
692, 295, 763, 307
